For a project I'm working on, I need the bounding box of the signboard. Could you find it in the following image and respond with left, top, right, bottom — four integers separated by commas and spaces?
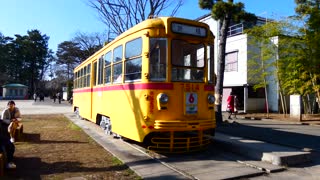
185, 92, 198, 114
171, 22, 207, 37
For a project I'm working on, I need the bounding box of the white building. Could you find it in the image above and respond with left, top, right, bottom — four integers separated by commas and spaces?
199, 15, 279, 113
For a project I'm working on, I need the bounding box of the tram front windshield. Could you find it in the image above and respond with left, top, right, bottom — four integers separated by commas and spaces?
171, 39, 205, 82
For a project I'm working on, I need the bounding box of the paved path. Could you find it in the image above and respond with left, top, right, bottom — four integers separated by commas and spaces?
0, 98, 72, 115
218, 117, 320, 152
2, 99, 320, 179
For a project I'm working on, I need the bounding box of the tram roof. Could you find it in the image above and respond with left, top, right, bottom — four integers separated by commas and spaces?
75, 17, 211, 70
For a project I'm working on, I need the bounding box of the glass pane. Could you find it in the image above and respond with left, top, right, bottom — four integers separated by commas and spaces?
171, 40, 204, 68
125, 38, 142, 58
98, 56, 104, 84
93, 62, 97, 86
105, 67, 111, 84
113, 45, 123, 62
104, 51, 112, 65
87, 75, 90, 86
113, 63, 122, 83
87, 64, 91, 74
125, 57, 142, 81
149, 38, 167, 80
171, 67, 204, 82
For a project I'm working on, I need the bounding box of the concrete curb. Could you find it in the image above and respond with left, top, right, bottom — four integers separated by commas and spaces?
237, 116, 320, 126
214, 132, 311, 166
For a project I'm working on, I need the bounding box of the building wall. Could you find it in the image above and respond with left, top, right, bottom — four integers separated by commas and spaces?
224, 34, 248, 86
199, 16, 280, 112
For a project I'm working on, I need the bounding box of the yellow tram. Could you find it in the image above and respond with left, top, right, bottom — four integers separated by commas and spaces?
73, 17, 216, 152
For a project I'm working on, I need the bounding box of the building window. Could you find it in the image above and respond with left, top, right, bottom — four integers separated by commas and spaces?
225, 51, 238, 72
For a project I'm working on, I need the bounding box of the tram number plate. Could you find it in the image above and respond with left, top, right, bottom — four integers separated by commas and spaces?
185, 92, 198, 114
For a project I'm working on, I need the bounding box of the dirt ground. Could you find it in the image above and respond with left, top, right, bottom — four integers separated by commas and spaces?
3, 114, 141, 180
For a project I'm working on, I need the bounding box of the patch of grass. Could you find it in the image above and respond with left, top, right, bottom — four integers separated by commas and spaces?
87, 136, 96, 144
67, 122, 81, 131
112, 156, 123, 165
111, 157, 141, 179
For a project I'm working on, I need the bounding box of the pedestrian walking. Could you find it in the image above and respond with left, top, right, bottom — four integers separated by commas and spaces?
53, 94, 57, 103
57, 92, 62, 104
33, 93, 37, 102
226, 92, 235, 119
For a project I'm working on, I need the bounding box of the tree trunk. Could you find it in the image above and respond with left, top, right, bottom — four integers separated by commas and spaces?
215, 15, 231, 124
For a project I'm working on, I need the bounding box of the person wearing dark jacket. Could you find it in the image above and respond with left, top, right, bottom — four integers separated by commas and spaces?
0, 102, 17, 169
1, 100, 22, 143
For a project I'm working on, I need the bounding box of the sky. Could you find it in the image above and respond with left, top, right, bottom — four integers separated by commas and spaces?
0, 0, 296, 53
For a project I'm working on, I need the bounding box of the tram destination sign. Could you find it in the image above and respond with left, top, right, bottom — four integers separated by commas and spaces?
171, 22, 207, 37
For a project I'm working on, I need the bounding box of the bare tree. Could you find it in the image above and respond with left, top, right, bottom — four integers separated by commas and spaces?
88, 0, 184, 35
72, 31, 107, 59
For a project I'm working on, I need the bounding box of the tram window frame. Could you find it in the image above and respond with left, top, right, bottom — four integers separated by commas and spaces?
98, 56, 104, 85
171, 39, 205, 82
149, 38, 167, 81
82, 67, 86, 87
113, 45, 123, 62
125, 37, 142, 82
125, 57, 142, 82
112, 45, 123, 84
86, 64, 91, 87
74, 72, 77, 88
113, 63, 122, 83
80, 68, 83, 88
83, 66, 87, 87
104, 51, 112, 84
77, 71, 79, 88
93, 61, 97, 86
77, 71, 80, 88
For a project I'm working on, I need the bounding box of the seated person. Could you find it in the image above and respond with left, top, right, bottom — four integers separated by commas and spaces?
0, 118, 16, 169
1, 100, 22, 143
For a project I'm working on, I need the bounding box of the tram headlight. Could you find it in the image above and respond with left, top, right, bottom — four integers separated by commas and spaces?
158, 93, 169, 104
207, 94, 215, 104
157, 93, 169, 110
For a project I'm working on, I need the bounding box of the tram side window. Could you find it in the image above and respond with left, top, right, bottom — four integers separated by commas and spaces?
149, 38, 167, 81
87, 64, 91, 86
125, 37, 142, 82
74, 72, 77, 88
113, 63, 122, 83
83, 66, 87, 87
80, 68, 83, 88
82, 68, 85, 87
93, 62, 97, 86
125, 58, 142, 81
113, 45, 123, 83
104, 51, 112, 84
98, 56, 104, 85
76, 71, 80, 88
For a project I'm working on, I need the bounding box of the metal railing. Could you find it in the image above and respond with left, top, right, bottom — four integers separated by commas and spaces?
227, 23, 244, 37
